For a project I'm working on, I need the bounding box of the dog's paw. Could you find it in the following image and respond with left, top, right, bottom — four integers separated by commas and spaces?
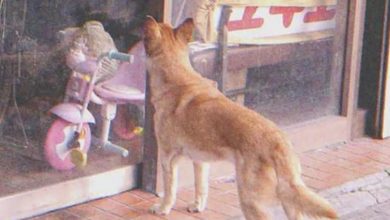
149, 203, 171, 215
187, 202, 206, 213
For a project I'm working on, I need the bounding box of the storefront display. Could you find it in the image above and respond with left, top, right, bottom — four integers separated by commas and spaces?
0, 1, 146, 218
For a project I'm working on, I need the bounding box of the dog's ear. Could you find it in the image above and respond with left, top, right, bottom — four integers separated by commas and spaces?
144, 16, 161, 40
175, 18, 194, 43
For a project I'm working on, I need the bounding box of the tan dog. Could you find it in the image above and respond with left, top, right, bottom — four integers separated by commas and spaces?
143, 17, 338, 220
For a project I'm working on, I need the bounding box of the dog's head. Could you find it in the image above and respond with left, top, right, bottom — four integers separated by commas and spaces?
143, 16, 194, 57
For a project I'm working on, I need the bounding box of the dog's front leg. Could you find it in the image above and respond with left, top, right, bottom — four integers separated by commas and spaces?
150, 153, 180, 215
188, 161, 210, 213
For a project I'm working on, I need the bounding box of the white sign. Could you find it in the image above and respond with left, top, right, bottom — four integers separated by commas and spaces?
215, 5, 337, 44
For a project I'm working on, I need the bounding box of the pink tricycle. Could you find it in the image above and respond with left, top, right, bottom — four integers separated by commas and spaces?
44, 41, 146, 170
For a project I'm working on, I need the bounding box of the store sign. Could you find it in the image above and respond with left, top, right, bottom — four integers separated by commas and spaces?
214, 4, 336, 44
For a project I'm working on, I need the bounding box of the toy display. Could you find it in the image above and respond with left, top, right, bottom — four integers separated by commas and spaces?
44, 21, 146, 170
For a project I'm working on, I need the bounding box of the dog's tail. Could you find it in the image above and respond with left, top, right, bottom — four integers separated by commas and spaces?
272, 142, 338, 219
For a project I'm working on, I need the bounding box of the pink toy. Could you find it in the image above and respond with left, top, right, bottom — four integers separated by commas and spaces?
44, 41, 146, 170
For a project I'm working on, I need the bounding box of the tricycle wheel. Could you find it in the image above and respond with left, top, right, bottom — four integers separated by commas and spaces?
44, 118, 91, 170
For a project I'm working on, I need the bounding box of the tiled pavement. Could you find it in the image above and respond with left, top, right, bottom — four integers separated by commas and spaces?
30, 137, 390, 220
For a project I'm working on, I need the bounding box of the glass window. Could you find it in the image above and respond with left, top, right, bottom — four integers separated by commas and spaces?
0, 0, 145, 196
169, 0, 343, 126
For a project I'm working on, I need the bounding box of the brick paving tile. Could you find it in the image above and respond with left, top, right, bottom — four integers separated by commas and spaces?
86, 197, 143, 219
146, 196, 161, 203
363, 160, 390, 170
66, 204, 108, 218
208, 186, 232, 196
210, 180, 236, 192
317, 162, 351, 175
299, 154, 324, 167
350, 140, 390, 154
208, 192, 241, 207
205, 200, 243, 217
380, 143, 390, 149
109, 205, 142, 218
324, 149, 373, 164
131, 214, 165, 220
177, 189, 197, 202
89, 198, 127, 211
302, 175, 332, 190
299, 154, 354, 171
306, 150, 335, 162
111, 191, 145, 206
161, 210, 200, 220
342, 145, 374, 155
350, 165, 384, 177
327, 157, 362, 170
84, 212, 124, 220
131, 189, 159, 200
325, 175, 355, 187
172, 199, 192, 212
373, 146, 390, 155
190, 209, 230, 220
30, 210, 81, 220
380, 137, 390, 144
343, 146, 390, 164
132, 200, 158, 215
366, 151, 390, 165
301, 165, 334, 181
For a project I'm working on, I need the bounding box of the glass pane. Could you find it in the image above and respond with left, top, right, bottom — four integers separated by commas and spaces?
170, 0, 344, 126
0, 0, 145, 196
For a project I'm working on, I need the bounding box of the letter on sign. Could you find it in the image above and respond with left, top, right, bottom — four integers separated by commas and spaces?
269, 7, 305, 28
227, 6, 264, 31
304, 6, 336, 23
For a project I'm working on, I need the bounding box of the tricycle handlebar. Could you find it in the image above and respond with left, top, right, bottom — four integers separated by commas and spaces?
98, 50, 134, 63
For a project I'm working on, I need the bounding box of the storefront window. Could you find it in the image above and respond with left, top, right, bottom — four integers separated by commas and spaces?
0, 0, 355, 215
0, 0, 145, 197
169, 0, 343, 126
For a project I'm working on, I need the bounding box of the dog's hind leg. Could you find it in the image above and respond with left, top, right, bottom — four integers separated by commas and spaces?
150, 152, 181, 215
188, 161, 210, 213
235, 156, 276, 220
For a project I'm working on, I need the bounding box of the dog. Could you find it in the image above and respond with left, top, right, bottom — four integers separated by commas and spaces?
143, 16, 338, 220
